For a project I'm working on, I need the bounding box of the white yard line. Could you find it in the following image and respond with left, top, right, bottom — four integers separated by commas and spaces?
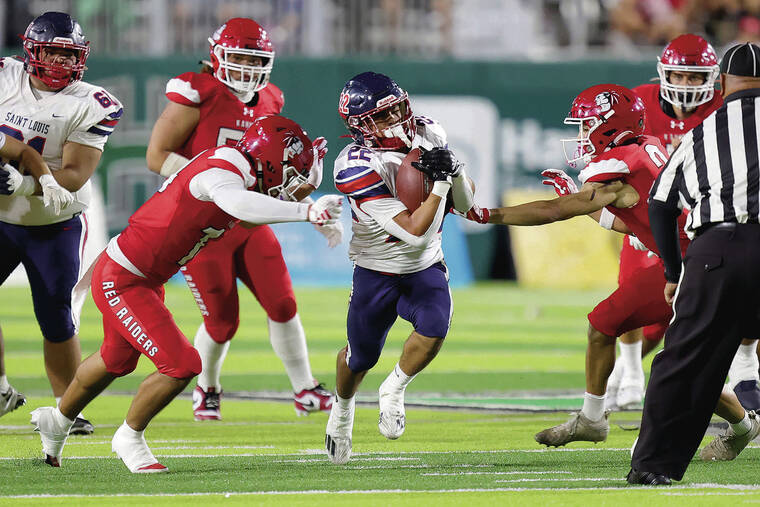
424, 471, 571, 476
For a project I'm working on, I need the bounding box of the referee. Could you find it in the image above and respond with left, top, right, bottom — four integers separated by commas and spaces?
628, 42, 760, 485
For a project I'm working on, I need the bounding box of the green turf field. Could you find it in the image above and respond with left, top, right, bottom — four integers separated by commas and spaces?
1, 283, 758, 505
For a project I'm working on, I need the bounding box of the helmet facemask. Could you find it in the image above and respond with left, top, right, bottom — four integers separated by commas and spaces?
210, 42, 274, 102
23, 39, 89, 89
348, 94, 414, 151
561, 114, 607, 167
657, 62, 719, 109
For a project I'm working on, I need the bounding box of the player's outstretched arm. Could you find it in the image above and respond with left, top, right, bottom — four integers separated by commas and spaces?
146, 102, 199, 176
487, 181, 624, 226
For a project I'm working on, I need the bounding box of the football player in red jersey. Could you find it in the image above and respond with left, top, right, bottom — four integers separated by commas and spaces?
30, 116, 344, 473
464, 84, 755, 447
145, 18, 338, 421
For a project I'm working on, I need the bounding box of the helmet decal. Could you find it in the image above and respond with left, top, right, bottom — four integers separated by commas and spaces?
594, 91, 619, 112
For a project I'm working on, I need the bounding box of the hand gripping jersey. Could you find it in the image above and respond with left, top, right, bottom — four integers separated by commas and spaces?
633, 83, 722, 154
334, 116, 448, 274
0, 57, 122, 225
165, 71, 283, 156
579, 135, 689, 255
115, 146, 254, 283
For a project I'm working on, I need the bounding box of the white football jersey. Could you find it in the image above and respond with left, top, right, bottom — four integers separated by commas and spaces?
0, 57, 122, 225
333, 116, 448, 274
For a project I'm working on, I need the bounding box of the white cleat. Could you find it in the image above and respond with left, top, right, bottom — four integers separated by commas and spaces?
30, 407, 72, 467
617, 376, 645, 410
112, 423, 168, 473
378, 377, 406, 440
325, 398, 354, 465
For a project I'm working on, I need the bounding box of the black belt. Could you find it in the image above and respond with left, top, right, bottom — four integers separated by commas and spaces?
695, 222, 760, 236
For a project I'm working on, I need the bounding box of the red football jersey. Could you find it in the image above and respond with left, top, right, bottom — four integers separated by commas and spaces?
117, 146, 254, 282
633, 83, 722, 154
165, 71, 284, 158
579, 135, 689, 255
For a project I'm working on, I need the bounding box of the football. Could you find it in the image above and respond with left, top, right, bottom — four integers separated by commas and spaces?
395, 148, 432, 212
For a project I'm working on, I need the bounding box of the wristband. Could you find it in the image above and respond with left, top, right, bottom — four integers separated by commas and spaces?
159, 152, 190, 177
431, 180, 451, 198
599, 208, 615, 230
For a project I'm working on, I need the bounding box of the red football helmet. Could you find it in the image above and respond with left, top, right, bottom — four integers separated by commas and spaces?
21, 12, 90, 90
236, 116, 314, 201
657, 34, 719, 109
561, 84, 646, 166
208, 18, 275, 102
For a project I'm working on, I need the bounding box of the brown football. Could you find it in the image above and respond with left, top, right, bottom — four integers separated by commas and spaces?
395, 148, 433, 212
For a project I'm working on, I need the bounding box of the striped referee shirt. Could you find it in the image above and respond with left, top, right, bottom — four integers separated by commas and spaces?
649, 87, 760, 281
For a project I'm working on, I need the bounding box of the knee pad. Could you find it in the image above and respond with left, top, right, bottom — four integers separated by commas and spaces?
413, 305, 451, 339
39, 315, 76, 343
265, 295, 297, 323
101, 347, 140, 377
346, 341, 381, 372
159, 345, 202, 379
204, 317, 239, 344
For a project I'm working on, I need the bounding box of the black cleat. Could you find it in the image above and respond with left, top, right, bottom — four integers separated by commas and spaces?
69, 417, 94, 435
626, 468, 672, 486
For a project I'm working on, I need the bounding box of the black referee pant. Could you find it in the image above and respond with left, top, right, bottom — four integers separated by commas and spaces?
631, 222, 760, 480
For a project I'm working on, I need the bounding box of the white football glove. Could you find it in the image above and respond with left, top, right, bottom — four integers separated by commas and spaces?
39, 174, 74, 215
314, 221, 344, 248
308, 195, 342, 226
628, 235, 648, 252
306, 137, 328, 188
0, 163, 35, 196
541, 169, 578, 196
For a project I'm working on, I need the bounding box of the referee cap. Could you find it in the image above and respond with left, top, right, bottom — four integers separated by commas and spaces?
721, 42, 760, 77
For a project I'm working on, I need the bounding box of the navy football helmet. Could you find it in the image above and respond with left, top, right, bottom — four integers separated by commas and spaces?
338, 72, 414, 151
21, 12, 90, 89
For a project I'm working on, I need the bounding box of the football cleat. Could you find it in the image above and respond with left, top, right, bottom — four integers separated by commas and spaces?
294, 383, 333, 416
616, 376, 645, 410
325, 396, 354, 465
69, 417, 94, 435
31, 407, 72, 467
192, 385, 221, 421
535, 411, 610, 447
734, 380, 760, 412
0, 385, 26, 417
378, 376, 405, 440
112, 423, 168, 473
626, 468, 672, 486
700, 410, 760, 461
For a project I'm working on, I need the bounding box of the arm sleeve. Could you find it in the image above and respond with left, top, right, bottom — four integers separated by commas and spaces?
648, 200, 683, 282
192, 168, 310, 224
450, 165, 474, 213
363, 189, 449, 248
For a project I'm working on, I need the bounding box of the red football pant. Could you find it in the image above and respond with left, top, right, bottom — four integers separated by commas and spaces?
92, 255, 201, 379
180, 224, 297, 344
589, 259, 673, 339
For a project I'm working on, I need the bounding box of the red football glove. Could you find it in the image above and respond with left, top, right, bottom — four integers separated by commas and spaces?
541, 169, 578, 196
465, 205, 490, 224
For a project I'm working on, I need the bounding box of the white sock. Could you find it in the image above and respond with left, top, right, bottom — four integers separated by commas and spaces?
55, 396, 84, 420
382, 363, 416, 392
608, 356, 624, 390
728, 342, 760, 389
581, 392, 606, 421
731, 412, 752, 436
53, 407, 74, 430
336, 393, 355, 412
0, 375, 9, 391
118, 420, 144, 439
619, 340, 643, 379
268, 315, 316, 393
194, 323, 230, 392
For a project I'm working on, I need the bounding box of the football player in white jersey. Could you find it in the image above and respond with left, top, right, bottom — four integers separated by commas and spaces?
325, 72, 480, 465
0, 12, 122, 434
0, 130, 72, 416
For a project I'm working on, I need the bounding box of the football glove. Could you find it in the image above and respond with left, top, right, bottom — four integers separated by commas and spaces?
0, 163, 35, 196
465, 204, 490, 224
306, 137, 328, 188
541, 169, 578, 196
411, 147, 462, 181
308, 195, 342, 226
314, 220, 344, 248
39, 174, 74, 215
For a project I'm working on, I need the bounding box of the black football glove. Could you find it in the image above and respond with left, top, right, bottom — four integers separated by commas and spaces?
411, 147, 462, 181
0, 168, 13, 195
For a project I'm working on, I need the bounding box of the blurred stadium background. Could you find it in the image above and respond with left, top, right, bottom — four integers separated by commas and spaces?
2, 0, 756, 289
